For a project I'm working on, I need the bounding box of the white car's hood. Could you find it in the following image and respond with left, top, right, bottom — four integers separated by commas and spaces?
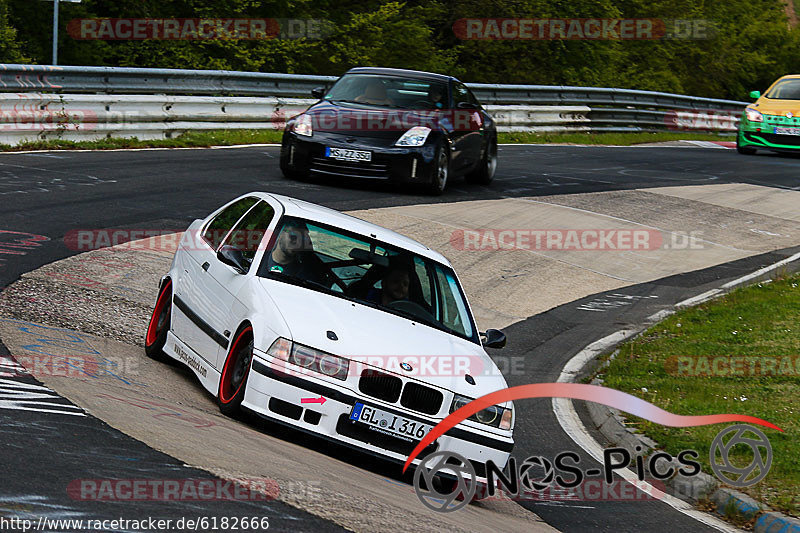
257, 278, 509, 397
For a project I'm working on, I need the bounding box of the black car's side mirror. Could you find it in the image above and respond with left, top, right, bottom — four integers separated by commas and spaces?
311, 87, 326, 99
457, 101, 479, 110
217, 245, 248, 274
481, 328, 507, 349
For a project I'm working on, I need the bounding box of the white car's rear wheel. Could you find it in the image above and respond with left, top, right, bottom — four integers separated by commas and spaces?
144, 280, 172, 361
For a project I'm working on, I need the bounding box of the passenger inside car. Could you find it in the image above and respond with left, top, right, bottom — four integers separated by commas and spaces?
368, 264, 411, 306
355, 79, 393, 106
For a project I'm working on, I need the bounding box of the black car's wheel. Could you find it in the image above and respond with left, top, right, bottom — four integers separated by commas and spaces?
279, 142, 307, 180
144, 279, 172, 361
427, 143, 449, 195
466, 138, 497, 185
736, 137, 757, 155
280, 163, 301, 180
218, 325, 254, 417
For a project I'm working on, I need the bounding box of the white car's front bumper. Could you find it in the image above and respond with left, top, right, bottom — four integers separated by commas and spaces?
242, 353, 514, 474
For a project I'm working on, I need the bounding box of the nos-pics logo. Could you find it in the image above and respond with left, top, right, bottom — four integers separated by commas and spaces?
413, 424, 772, 512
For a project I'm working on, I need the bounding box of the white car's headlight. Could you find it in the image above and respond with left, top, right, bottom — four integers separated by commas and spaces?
294, 114, 313, 137
745, 108, 763, 123
268, 337, 348, 380
451, 394, 513, 430
395, 126, 431, 147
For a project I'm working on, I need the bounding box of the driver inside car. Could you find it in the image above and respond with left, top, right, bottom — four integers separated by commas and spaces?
427, 84, 445, 109
265, 220, 330, 286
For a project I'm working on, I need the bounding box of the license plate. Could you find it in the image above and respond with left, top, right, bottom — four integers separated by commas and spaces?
774, 127, 800, 135
349, 402, 431, 442
325, 147, 372, 162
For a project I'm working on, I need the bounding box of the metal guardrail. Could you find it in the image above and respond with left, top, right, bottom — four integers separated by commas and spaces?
0, 64, 338, 97
468, 83, 747, 111
0, 64, 747, 144
0, 64, 747, 108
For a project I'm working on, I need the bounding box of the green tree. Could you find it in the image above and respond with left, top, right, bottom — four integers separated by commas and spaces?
0, 0, 27, 63
3, 0, 800, 99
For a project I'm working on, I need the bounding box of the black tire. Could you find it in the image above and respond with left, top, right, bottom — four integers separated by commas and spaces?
279, 140, 308, 180
280, 152, 302, 180
280, 165, 300, 180
144, 280, 172, 361
426, 143, 450, 195
466, 138, 498, 185
736, 137, 757, 155
218, 325, 254, 417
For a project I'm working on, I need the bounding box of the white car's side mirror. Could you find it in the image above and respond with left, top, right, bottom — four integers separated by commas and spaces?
481, 328, 506, 349
217, 245, 248, 274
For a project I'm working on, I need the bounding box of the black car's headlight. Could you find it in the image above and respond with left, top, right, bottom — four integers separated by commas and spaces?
266, 337, 348, 380
451, 394, 513, 430
395, 126, 431, 146
294, 114, 313, 136
745, 108, 763, 123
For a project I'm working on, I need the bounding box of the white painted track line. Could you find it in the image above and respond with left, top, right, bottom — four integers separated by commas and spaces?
549, 249, 800, 532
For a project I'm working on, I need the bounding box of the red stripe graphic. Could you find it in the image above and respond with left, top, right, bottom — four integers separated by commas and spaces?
403, 383, 782, 472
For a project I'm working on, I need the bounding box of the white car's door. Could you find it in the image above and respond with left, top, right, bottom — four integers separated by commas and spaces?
174, 196, 260, 368
202, 198, 279, 369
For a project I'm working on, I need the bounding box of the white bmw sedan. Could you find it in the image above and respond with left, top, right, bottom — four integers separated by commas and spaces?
145, 192, 514, 475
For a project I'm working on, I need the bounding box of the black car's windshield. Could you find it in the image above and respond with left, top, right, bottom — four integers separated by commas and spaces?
765, 79, 800, 100
324, 74, 449, 109
257, 216, 478, 343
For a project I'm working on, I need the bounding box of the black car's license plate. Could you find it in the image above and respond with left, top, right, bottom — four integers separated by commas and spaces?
349, 402, 431, 441
325, 147, 372, 162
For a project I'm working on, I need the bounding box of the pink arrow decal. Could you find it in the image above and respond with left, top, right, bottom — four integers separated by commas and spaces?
402, 382, 782, 473
301, 396, 327, 405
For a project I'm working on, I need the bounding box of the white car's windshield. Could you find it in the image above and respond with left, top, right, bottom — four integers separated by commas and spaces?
324, 74, 449, 110
257, 216, 478, 343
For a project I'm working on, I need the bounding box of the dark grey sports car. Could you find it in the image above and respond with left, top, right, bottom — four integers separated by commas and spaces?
279, 67, 498, 195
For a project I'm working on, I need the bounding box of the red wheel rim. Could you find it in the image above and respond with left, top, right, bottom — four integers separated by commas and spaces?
219, 326, 253, 404
146, 280, 171, 347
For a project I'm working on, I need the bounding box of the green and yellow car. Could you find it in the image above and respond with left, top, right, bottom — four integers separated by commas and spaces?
737, 74, 800, 154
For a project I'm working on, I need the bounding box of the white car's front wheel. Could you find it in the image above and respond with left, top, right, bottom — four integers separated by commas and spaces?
218, 325, 254, 417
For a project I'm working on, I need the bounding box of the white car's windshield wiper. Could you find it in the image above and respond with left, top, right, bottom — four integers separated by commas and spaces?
273, 273, 335, 294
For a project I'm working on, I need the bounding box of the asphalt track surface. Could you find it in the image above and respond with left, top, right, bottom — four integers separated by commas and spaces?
1, 144, 798, 532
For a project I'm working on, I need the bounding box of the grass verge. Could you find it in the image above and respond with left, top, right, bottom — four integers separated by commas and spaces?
0, 129, 284, 152
0, 129, 734, 152
595, 273, 800, 516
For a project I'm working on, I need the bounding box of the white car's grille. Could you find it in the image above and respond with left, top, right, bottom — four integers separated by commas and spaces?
358, 370, 443, 415
400, 382, 443, 415
358, 369, 402, 402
